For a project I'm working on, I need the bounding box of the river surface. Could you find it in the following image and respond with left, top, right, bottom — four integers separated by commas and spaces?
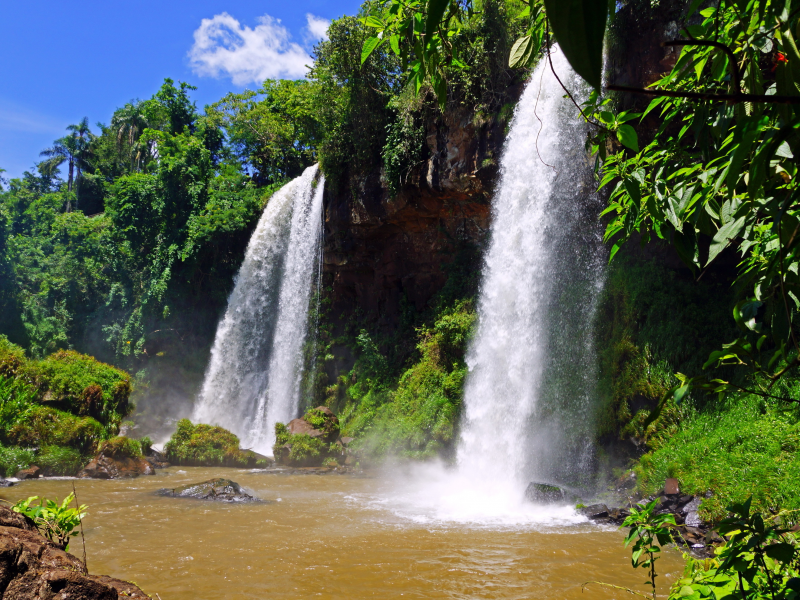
1, 467, 684, 599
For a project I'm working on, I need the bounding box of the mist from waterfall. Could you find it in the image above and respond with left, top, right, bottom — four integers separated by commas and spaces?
456, 49, 605, 493
193, 164, 325, 454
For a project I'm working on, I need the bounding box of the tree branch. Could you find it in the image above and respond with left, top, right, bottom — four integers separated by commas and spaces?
606, 84, 800, 104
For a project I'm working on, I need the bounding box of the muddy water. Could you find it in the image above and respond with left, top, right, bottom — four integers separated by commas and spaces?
2, 467, 684, 599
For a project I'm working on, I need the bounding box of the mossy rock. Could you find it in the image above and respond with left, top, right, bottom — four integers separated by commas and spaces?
8, 406, 104, 454
159, 478, 258, 502
273, 420, 343, 467
164, 419, 259, 467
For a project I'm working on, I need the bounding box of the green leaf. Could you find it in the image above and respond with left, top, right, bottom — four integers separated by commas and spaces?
363, 15, 385, 28
765, 542, 796, 563
425, 0, 450, 42
361, 36, 384, 65
542, 0, 607, 90
509, 35, 535, 68
707, 217, 746, 266
617, 124, 639, 152
390, 35, 401, 56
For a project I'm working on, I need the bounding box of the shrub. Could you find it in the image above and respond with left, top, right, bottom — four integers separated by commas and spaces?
272, 422, 341, 467
0, 444, 34, 477
8, 406, 104, 454
36, 446, 86, 476
98, 436, 142, 459
164, 419, 254, 467
0, 375, 37, 442
0, 336, 28, 380
33, 350, 133, 432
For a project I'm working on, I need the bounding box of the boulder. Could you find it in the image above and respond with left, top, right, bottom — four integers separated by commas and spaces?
0, 505, 150, 599
288, 407, 340, 444
159, 478, 258, 503
524, 482, 567, 504
15, 467, 40, 480
78, 453, 153, 480
580, 504, 610, 520
144, 449, 170, 469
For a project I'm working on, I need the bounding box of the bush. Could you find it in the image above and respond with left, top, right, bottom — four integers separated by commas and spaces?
164, 419, 254, 467
33, 350, 133, 432
272, 422, 341, 467
98, 436, 142, 459
36, 446, 86, 476
8, 406, 104, 454
0, 444, 34, 477
0, 375, 37, 442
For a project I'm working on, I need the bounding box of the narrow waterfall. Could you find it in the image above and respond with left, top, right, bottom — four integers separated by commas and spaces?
193, 164, 325, 454
456, 50, 605, 491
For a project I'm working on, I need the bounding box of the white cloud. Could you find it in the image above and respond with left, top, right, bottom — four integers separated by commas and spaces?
304, 14, 330, 42
189, 13, 312, 85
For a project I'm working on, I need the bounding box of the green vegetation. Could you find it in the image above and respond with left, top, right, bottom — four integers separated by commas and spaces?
98, 436, 143, 459
13, 493, 87, 551
165, 419, 258, 467
0, 335, 136, 475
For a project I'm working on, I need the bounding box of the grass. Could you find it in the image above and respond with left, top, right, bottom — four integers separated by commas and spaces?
0, 444, 34, 477
635, 393, 800, 522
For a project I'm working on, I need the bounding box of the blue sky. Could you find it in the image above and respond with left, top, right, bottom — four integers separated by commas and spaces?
0, 0, 362, 180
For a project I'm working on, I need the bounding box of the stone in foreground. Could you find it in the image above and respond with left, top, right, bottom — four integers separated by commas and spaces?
159, 478, 258, 502
0, 505, 150, 598
524, 482, 567, 504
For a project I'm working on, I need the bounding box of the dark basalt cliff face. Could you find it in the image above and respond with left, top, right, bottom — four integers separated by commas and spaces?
321, 89, 522, 333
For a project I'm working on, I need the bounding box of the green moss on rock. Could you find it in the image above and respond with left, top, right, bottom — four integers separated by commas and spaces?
8, 406, 104, 453
165, 419, 257, 467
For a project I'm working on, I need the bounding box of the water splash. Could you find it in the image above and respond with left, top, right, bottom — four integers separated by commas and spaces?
193, 164, 325, 454
456, 50, 605, 496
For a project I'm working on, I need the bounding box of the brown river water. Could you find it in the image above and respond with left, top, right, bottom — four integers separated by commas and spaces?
1, 466, 684, 599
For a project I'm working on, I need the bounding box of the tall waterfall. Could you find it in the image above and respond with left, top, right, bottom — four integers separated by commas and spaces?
456, 50, 605, 491
193, 164, 325, 454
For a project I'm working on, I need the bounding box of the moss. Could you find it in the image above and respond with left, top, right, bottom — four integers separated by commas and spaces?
99, 436, 142, 459
36, 445, 86, 476
33, 350, 133, 432
272, 422, 341, 466
8, 406, 104, 453
164, 419, 255, 467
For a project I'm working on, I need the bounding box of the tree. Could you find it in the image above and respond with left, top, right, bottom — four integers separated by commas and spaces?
39, 119, 94, 211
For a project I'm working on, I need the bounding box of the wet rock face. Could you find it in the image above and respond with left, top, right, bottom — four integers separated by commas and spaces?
0, 506, 150, 599
322, 95, 521, 352
159, 478, 258, 503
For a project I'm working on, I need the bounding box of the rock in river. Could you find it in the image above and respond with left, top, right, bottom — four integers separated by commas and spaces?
159, 478, 258, 502
524, 482, 568, 504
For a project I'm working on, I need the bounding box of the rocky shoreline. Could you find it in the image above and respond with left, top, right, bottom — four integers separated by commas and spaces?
0, 506, 150, 599
578, 477, 718, 555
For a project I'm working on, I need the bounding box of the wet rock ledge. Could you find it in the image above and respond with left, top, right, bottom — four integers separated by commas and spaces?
0, 505, 150, 599
580, 478, 718, 554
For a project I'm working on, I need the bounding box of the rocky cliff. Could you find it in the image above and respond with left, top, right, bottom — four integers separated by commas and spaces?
321, 88, 522, 333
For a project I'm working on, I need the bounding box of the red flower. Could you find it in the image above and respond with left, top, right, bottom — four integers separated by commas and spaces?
776, 52, 788, 63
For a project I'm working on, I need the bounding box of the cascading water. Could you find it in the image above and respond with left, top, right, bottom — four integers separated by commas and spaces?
193, 164, 325, 454
377, 49, 605, 525
457, 48, 605, 491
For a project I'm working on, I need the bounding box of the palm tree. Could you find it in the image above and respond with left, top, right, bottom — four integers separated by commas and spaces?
111, 102, 152, 171
39, 118, 94, 211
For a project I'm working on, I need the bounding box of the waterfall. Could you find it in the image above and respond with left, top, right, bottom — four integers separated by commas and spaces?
193, 164, 325, 454
456, 49, 605, 491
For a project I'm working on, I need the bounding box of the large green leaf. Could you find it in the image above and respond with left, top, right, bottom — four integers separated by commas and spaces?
425, 0, 450, 43
542, 0, 607, 90
361, 36, 384, 65
706, 216, 746, 266
509, 35, 535, 68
